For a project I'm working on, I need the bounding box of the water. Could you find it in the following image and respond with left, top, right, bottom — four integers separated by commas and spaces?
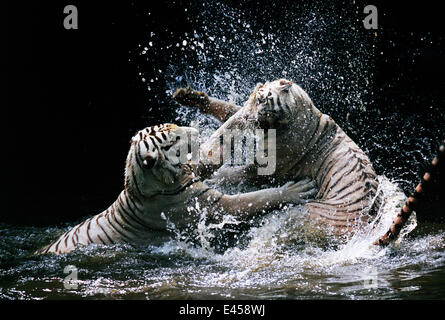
1, 175, 444, 300
2, 0, 444, 300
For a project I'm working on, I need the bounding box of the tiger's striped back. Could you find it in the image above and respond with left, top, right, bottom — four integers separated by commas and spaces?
300, 123, 379, 234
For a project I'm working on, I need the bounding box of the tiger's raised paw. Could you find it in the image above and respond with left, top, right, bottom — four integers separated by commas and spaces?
279, 178, 318, 205
173, 86, 210, 111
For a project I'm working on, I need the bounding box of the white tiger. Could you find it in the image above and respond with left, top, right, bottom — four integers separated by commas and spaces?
37, 123, 318, 254
174, 79, 381, 238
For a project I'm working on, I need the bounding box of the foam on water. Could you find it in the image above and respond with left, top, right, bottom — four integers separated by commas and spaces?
154, 176, 410, 270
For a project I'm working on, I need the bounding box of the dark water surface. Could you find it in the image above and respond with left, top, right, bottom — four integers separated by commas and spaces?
1, 212, 444, 299
1, 177, 444, 299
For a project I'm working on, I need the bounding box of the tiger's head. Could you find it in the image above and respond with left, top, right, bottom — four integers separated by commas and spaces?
124, 123, 198, 198
243, 79, 323, 164
246, 79, 318, 130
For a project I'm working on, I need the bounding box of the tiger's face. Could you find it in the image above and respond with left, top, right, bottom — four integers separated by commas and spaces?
125, 123, 198, 197
251, 79, 316, 129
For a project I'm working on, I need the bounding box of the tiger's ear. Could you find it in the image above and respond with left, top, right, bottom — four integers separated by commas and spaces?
279, 79, 293, 91
142, 154, 157, 169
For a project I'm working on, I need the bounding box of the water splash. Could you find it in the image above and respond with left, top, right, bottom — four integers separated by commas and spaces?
163, 0, 375, 128
1, 0, 444, 300
158, 0, 415, 269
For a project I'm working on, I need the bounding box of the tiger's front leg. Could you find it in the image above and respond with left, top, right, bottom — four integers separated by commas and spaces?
173, 86, 242, 123
213, 178, 318, 222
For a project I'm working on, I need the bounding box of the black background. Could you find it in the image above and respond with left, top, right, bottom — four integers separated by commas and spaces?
3, 0, 445, 226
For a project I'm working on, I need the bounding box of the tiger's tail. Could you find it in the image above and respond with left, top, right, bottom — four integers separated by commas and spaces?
374, 139, 444, 246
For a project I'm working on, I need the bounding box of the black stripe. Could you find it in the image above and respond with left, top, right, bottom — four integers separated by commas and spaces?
117, 204, 150, 230
324, 181, 354, 200
71, 224, 82, 247
147, 178, 200, 198
329, 164, 377, 198
125, 180, 144, 205
314, 216, 352, 227
131, 169, 144, 197
134, 144, 145, 168
317, 150, 350, 195
360, 171, 377, 180
95, 215, 115, 244
54, 239, 61, 253
116, 195, 149, 231
154, 135, 163, 143
54, 230, 69, 253
96, 234, 106, 245
308, 119, 334, 156
119, 194, 149, 225
318, 145, 349, 175
305, 116, 321, 151
105, 209, 132, 243
325, 186, 376, 205
125, 190, 143, 210
324, 157, 360, 194
313, 139, 344, 180
307, 204, 363, 221
143, 140, 150, 151
73, 230, 79, 246
276, 96, 282, 111
117, 200, 153, 230
64, 233, 70, 248
310, 210, 364, 226
331, 156, 359, 180
329, 165, 367, 198
311, 191, 371, 210
116, 206, 144, 237
86, 218, 94, 244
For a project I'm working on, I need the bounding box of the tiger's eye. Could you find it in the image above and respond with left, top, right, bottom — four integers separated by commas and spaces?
142, 155, 156, 169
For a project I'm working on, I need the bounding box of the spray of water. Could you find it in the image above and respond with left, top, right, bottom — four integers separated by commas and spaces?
156, 0, 414, 263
